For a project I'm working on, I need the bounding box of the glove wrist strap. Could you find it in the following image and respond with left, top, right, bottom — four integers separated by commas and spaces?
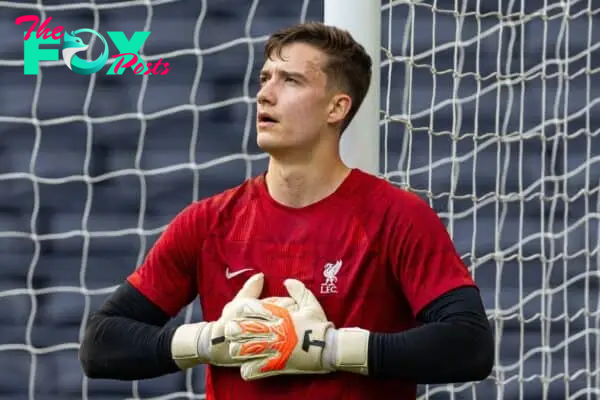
334, 327, 370, 375
171, 321, 212, 369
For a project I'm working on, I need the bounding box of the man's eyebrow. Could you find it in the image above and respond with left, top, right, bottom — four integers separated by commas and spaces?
259, 69, 308, 81
282, 71, 308, 81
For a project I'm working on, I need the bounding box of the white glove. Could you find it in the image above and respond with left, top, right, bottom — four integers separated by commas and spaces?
224, 279, 370, 380
170, 273, 296, 369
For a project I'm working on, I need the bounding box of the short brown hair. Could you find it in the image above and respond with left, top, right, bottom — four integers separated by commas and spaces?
264, 22, 373, 133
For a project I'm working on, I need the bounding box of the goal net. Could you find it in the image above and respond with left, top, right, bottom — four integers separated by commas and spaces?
381, 1, 600, 399
0, 0, 598, 399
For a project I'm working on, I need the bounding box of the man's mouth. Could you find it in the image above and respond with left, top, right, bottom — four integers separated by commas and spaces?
258, 112, 278, 124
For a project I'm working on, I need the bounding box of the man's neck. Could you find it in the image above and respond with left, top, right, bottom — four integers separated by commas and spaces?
264, 155, 351, 209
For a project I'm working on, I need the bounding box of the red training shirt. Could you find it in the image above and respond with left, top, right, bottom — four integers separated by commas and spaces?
127, 168, 476, 400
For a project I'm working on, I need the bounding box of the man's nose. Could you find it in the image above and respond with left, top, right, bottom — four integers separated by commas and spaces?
257, 82, 276, 105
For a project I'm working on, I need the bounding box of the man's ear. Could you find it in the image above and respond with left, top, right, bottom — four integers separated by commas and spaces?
327, 93, 352, 126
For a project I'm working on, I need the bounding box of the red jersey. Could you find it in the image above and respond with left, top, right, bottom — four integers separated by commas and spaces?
127, 168, 476, 400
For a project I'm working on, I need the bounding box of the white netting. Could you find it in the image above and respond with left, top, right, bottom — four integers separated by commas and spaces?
0, 0, 316, 399
0, 0, 599, 399
381, 1, 600, 399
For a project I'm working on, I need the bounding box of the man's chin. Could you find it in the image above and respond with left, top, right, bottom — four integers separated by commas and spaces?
257, 140, 284, 154
256, 132, 286, 152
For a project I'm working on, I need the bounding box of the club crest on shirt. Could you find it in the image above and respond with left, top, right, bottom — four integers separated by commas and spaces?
320, 260, 342, 294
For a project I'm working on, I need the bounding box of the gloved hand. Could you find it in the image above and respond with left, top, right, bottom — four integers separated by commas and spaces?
170, 273, 296, 369
224, 279, 370, 380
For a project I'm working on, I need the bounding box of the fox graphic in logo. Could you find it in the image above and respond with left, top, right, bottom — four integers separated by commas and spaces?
62, 29, 109, 75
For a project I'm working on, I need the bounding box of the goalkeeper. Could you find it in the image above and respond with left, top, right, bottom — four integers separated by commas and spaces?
79, 22, 494, 400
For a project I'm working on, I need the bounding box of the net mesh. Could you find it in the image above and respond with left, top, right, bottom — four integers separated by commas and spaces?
0, 1, 316, 399
381, 1, 600, 399
0, 0, 598, 399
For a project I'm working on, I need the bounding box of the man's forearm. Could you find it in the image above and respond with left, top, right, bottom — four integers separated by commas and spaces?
79, 312, 179, 380
367, 318, 494, 383
79, 282, 182, 380
367, 286, 494, 383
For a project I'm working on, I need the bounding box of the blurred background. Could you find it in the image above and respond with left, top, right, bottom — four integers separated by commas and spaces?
0, 0, 599, 399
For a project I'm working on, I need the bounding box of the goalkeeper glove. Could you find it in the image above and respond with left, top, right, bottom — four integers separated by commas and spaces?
170, 273, 296, 369
224, 278, 370, 380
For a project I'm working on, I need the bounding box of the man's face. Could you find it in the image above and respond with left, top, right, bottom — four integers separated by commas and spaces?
255, 42, 335, 155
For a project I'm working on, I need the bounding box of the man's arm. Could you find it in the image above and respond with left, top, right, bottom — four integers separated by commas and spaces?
79, 282, 180, 380
364, 285, 494, 383
79, 204, 202, 380
358, 191, 495, 383
80, 265, 268, 379
318, 191, 494, 383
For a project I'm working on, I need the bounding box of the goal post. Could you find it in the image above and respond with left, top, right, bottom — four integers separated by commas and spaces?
324, 0, 382, 176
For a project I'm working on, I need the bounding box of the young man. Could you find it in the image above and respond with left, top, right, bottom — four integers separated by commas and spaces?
79, 22, 494, 399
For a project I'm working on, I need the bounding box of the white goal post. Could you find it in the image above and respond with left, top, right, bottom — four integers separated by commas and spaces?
325, 0, 382, 175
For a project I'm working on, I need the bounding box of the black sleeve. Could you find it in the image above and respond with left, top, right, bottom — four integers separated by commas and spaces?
79, 281, 181, 380
367, 286, 494, 383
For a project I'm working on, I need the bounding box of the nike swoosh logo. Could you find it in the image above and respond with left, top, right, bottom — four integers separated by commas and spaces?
225, 267, 254, 279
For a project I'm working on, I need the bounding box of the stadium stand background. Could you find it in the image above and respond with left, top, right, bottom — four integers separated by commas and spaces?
0, 0, 598, 399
